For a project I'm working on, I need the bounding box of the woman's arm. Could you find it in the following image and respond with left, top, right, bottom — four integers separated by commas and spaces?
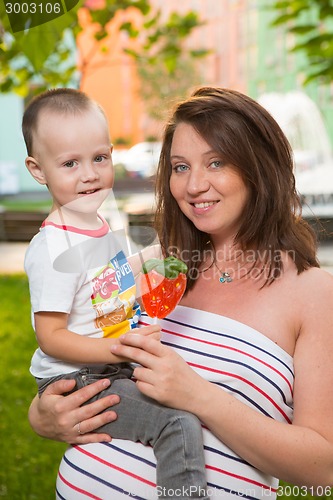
28, 378, 119, 444
34, 311, 160, 364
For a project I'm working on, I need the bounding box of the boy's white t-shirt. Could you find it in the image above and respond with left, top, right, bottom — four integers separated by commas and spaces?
24, 216, 140, 378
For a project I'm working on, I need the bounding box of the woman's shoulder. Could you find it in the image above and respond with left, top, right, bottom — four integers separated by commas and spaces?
292, 265, 333, 314
280, 249, 332, 302
290, 266, 333, 349
297, 265, 333, 287
282, 248, 333, 286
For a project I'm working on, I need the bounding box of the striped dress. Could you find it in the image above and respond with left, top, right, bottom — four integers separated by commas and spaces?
56, 306, 294, 500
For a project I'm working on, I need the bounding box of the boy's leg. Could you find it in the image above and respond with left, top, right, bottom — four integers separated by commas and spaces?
96, 378, 208, 499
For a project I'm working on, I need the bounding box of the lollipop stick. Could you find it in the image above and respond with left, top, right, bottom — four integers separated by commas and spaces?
152, 316, 159, 325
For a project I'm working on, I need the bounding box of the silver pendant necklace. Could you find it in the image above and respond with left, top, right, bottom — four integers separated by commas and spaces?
214, 262, 233, 283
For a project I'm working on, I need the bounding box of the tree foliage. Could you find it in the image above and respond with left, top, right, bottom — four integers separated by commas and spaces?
0, 0, 207, 96
130, 10, 208, 121
270, 0, 333, 84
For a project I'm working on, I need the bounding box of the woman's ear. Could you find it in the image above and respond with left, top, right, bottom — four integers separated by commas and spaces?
25, 157, 47, 185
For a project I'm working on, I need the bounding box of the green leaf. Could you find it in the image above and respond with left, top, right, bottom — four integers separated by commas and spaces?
120, 22, 139, 38
272, 1, 290, 8
190, 48, 210, 58
290, 24, 317, 34
143, 12, 160, 30
94, 28, 108, 41
124, 47, 139, 58
0, 77, 14, 92
14, 81, 30, 97
319, 5, 333, 19
90, 7, 115, 28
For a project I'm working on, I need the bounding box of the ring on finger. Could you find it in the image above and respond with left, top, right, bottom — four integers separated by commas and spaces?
77, 422, 83, 435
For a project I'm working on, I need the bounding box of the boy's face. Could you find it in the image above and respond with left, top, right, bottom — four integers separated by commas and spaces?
26, 105, 114, 216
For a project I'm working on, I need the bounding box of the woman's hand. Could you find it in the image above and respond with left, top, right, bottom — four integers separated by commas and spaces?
137, 324, 161, 341
110, 334, 206, 412
28, 378, 120, 444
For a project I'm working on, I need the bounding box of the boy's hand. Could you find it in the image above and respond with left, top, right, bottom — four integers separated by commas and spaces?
137, 324, 161, 341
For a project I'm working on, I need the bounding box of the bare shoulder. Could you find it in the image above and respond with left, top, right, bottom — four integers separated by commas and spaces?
297, 266, 333, 291
283, 250, 333, 294
294, 266, 333, 323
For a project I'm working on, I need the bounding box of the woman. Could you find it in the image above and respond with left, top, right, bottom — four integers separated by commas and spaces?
29, 87, 333, 499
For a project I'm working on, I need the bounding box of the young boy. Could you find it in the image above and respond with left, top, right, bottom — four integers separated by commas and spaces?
23, 88, 208, 499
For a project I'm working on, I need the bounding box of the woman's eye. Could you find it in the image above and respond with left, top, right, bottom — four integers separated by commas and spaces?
64, 160, 76, 168
211, 160, 222, 168
173, 164, 189, 173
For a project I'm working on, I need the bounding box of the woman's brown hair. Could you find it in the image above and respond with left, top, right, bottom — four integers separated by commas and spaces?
155, 86, 319, 291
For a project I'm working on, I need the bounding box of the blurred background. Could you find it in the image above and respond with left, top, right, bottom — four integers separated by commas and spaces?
1, 1, 333, 498
1, 0, 333, 251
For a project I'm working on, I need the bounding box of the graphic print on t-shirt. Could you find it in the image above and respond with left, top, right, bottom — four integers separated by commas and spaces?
91, 250, 140, 338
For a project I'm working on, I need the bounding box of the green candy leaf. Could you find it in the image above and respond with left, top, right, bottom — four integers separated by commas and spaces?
142, 256, 188, 279
163, 257, 187, 278
141, 258, 162, 274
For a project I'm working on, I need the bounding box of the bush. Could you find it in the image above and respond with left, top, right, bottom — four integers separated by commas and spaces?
0, 274, 66, 499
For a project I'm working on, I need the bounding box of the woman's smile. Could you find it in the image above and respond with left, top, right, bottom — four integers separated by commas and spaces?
190, 200, 219, 214
170, 122, 248, 242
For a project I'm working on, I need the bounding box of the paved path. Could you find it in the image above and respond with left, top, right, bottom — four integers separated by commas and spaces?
0, 242, 28, 274
0, 241, 332, 275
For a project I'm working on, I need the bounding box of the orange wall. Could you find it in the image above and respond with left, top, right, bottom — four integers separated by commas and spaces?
77, 0, 248, 146
77, 7, 150, 146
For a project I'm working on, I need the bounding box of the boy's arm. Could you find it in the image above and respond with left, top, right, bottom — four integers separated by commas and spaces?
34, 312, 160, 364
128, 243, 162, 279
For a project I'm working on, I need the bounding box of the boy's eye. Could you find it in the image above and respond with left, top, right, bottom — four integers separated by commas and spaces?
64, 160, 76, 168
95, 155, 108, 163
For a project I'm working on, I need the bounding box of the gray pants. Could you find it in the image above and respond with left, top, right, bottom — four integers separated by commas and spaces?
37, 364, 208, 499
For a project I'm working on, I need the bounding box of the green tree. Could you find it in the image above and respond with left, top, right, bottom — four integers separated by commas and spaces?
0, 0, 207, 97
130, 11, 208, 121
270, 0, 333, 84
137, 54, 201, 122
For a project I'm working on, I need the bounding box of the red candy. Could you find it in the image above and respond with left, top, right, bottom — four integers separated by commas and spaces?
140, 256, 188, 319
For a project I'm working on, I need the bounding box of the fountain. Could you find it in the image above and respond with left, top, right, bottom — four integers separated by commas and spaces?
258, 91, 332, 173
258, 91, 333, 231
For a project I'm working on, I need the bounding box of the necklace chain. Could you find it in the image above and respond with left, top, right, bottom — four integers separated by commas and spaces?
198, 259, 214, 274
198, 256, 234, 283
214, 262, 233, 283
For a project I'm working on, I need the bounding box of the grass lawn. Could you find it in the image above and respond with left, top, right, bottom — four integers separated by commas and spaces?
0, 274, 66, 500
0, 198, 52, 213
0, 274, 332, 499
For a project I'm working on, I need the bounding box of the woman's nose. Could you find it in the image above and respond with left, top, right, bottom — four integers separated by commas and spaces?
186, 168, 210, 194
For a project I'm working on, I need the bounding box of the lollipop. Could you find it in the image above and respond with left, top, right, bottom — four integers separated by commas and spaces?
140, 256, 188, 319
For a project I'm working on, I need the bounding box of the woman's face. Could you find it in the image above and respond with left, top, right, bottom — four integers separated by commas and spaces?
169, 122, 249, 245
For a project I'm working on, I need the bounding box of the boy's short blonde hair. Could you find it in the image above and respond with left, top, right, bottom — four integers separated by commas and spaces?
22, 88, 107, 156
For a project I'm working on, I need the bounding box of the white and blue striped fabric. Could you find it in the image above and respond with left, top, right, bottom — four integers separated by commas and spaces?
56, 306, 294, 499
